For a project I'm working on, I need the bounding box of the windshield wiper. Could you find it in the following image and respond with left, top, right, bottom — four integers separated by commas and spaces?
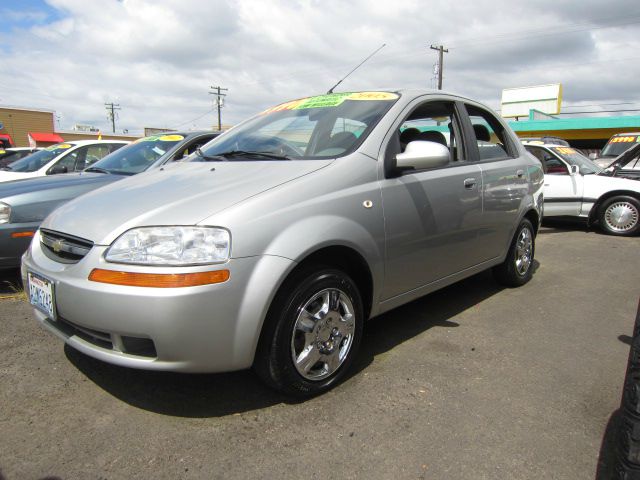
198, 149, 291, 161
84, 167, 111, 174
195, 147, 227, 162
219, 150, 291, 160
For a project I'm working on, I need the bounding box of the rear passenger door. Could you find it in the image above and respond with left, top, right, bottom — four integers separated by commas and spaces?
462, 103, 528, 261
379, 99, 484, 300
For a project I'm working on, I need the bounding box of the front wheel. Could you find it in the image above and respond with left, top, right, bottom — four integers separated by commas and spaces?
254, 267, 363, 397
493, 218, 535, 287
599, 196, 640, 236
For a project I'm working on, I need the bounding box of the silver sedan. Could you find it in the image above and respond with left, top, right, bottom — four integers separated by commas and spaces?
23, 89, 543, 397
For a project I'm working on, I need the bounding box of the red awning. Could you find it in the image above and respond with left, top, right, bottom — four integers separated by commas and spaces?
28, 132, 64, 143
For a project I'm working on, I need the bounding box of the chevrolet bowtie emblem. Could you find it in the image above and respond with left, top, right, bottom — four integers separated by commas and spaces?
52, 239, 64, 253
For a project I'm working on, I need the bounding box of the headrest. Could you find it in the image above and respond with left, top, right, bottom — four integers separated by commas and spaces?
418, 130, 447, 146
473, 124, 491, 142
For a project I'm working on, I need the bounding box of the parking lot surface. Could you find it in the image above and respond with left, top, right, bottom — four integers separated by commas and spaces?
1, 223, 639, 479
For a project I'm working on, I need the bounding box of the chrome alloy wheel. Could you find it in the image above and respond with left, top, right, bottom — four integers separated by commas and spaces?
604, 201, 639, 233
515, 226, 533, 276
291, 288, 355, 381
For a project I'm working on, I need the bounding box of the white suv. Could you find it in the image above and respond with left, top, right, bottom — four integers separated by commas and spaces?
0, 140, 128, 183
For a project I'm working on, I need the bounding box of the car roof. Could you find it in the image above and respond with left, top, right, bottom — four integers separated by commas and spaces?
60, 139, 130, 146
521, 141, 567, 148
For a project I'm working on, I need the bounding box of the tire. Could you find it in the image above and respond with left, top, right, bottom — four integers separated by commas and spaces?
493, 218, 535, 287
615, 301, 640, 478
599, 196, 640, 236
254, 266, 363, 398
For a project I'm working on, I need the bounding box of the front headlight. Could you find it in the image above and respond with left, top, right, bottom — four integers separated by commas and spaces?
0, 202, 10, 224
105, 226, 230, 265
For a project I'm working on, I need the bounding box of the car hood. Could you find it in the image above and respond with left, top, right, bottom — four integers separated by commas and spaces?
0, 172, 119, 199
586, 173, 640, 192
42, 160, 333, 245
0, 170, 36, 182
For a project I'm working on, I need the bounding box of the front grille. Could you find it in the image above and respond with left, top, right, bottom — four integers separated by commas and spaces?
46, 316, 157, 358
40, 229, 93, 264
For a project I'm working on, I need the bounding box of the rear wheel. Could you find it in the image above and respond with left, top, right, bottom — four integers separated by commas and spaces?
493, 218, 535, 287
599, 196, 640, 236
254, 266, 363, 397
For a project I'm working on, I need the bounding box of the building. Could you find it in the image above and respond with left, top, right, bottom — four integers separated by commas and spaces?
0, 105, 139, 147
508, 109, 640, 151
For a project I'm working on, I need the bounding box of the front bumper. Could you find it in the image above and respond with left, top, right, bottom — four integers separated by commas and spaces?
22, 232, 295, 372
0, 222, 38, 269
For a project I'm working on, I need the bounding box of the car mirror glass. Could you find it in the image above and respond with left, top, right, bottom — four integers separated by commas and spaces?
48, 164, 68, 175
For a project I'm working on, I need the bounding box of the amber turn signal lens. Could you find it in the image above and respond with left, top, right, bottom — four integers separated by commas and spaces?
88, 269, 230, 288
11, 231, 35, 238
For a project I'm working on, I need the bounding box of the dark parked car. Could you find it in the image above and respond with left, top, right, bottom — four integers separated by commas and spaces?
0, 148, 41, 168
0, 131, 218, 269
592, 132, 640, 167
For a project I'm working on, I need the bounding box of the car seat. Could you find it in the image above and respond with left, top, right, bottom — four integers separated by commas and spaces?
418, 130, 447, 146
325, 131, 357, 151
399, 128, 421, 150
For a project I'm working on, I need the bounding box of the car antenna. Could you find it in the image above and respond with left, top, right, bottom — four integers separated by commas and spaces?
327, 43, 386, 94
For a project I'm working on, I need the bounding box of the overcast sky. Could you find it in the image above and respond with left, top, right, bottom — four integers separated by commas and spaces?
1, 0, 639, 135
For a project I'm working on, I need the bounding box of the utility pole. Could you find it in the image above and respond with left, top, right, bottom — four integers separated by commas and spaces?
104, 102, 121, 133
208, 86, 228, 131
429, 45, 449, 90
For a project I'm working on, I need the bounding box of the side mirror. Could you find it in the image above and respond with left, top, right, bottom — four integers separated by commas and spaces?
396, 141, 450, 171
48, 164, 68, 175
588, 153, 597, 160
569, 165, 580, 175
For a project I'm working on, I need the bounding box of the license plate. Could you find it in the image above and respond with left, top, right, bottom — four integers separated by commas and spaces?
28, 271, 56, 320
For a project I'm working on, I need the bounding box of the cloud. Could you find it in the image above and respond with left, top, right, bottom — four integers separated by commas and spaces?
0, 0, 638, 134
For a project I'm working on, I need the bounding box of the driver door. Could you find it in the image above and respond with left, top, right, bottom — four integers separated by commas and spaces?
379, 99, 484, 300
528, 146, 582, 216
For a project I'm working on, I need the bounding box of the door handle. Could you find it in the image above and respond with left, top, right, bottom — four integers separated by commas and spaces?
516, 169, 525, 178
464, 178, 477, 189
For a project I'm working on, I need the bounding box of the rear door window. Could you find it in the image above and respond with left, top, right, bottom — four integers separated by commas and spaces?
464, 104, 514, 161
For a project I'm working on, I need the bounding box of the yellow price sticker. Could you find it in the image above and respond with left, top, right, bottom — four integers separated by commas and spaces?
554, 147, 577, 155
158, 134, 184, 142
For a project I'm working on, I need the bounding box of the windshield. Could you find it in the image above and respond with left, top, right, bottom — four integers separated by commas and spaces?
197, 91, 399, 161
601, 136, 640, 157
550, 147, 602, 174
4, 144, 74, 172
0, 150, 26, 168
89, 134, 183, 175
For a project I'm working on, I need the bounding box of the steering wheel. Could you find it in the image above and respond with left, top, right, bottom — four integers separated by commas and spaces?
241, 134, 304, 157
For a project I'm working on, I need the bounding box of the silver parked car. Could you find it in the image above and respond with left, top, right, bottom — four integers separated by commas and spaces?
0, 131, 219, 270
23, 90, 544, 397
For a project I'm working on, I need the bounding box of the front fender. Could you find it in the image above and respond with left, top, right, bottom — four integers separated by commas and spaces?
265, 214, 384, 276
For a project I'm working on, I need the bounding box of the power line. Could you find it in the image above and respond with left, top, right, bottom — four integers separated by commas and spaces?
172, 108, 216, 129
563, 102, 640, 108
558, 109, 640, 115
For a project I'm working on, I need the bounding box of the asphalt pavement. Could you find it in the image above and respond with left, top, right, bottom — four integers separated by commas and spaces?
1, 222, 639, 480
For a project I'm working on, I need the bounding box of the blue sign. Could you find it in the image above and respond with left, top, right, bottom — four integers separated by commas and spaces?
0, 122, 4, 130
